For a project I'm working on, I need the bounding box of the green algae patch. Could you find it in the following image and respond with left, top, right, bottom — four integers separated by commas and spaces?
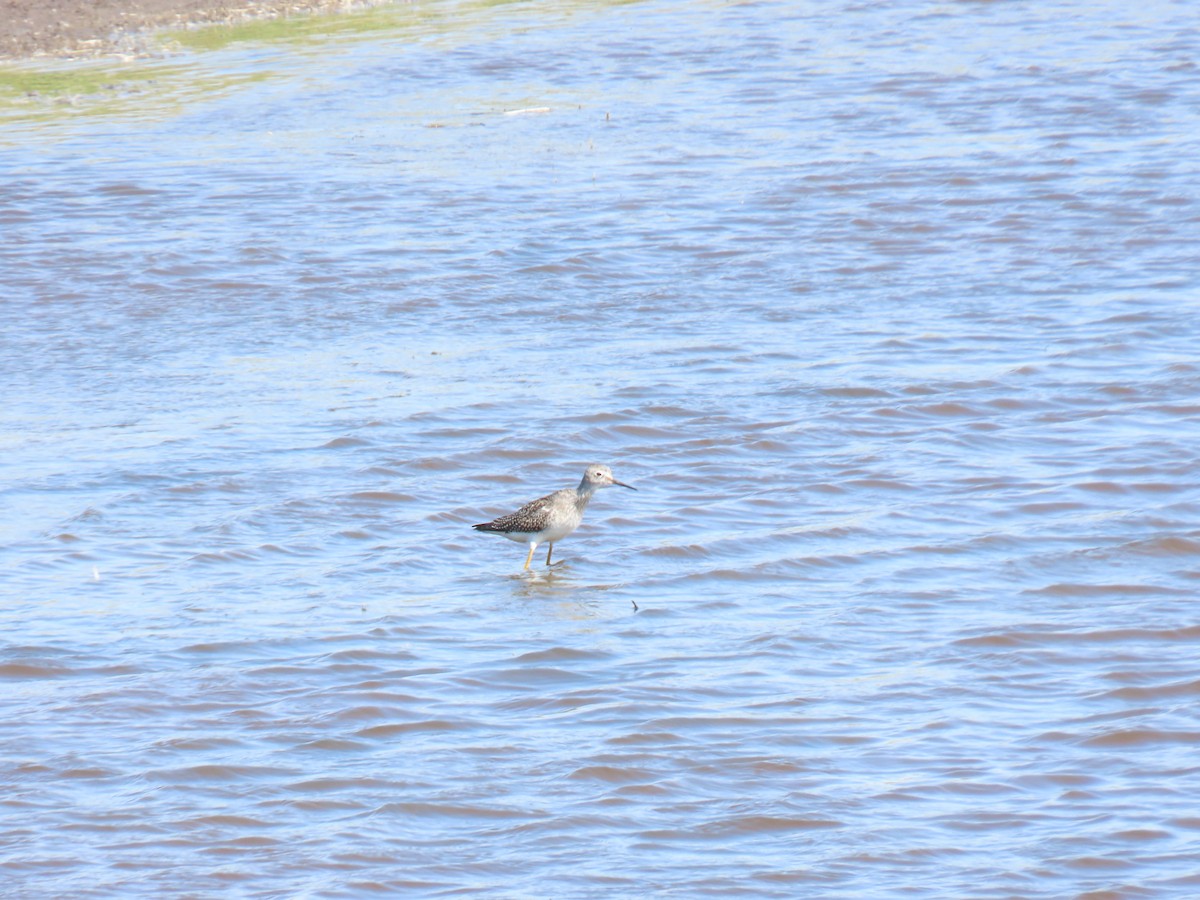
158, 0, 555, 55
0, 60, 270, 125
163, 2, 423, 53
0, 63, 178, 123
0, 2, 412, 123
0, 64, 171, 99
0, 0, 633, 126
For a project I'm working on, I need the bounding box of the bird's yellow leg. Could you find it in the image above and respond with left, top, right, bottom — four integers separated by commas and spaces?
545, 544, 554, 566
523, 544, 536, 570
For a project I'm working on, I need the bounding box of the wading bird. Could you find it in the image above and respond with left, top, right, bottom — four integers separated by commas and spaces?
473, 464, 636, 570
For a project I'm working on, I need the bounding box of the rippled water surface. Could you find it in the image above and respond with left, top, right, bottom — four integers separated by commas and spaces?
3, 0, 1200, 895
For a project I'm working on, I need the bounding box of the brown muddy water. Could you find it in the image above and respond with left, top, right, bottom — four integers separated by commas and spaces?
2, 0, 1200, 896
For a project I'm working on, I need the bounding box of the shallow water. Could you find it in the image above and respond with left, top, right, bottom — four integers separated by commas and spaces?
3, 0, 1200, 895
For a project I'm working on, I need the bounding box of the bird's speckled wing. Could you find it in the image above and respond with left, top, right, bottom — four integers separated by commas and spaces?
474, 490, 561, 534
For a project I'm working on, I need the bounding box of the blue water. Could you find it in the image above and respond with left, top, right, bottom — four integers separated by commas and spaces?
3, 0, 1200, 895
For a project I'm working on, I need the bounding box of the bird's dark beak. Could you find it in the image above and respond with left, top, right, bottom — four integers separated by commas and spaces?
613, 479, 637, 491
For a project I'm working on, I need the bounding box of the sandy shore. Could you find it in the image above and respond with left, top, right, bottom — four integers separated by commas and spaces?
0, 0, 386, 59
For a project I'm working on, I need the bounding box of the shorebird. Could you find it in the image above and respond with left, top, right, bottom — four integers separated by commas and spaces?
473, 464, 637, 570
